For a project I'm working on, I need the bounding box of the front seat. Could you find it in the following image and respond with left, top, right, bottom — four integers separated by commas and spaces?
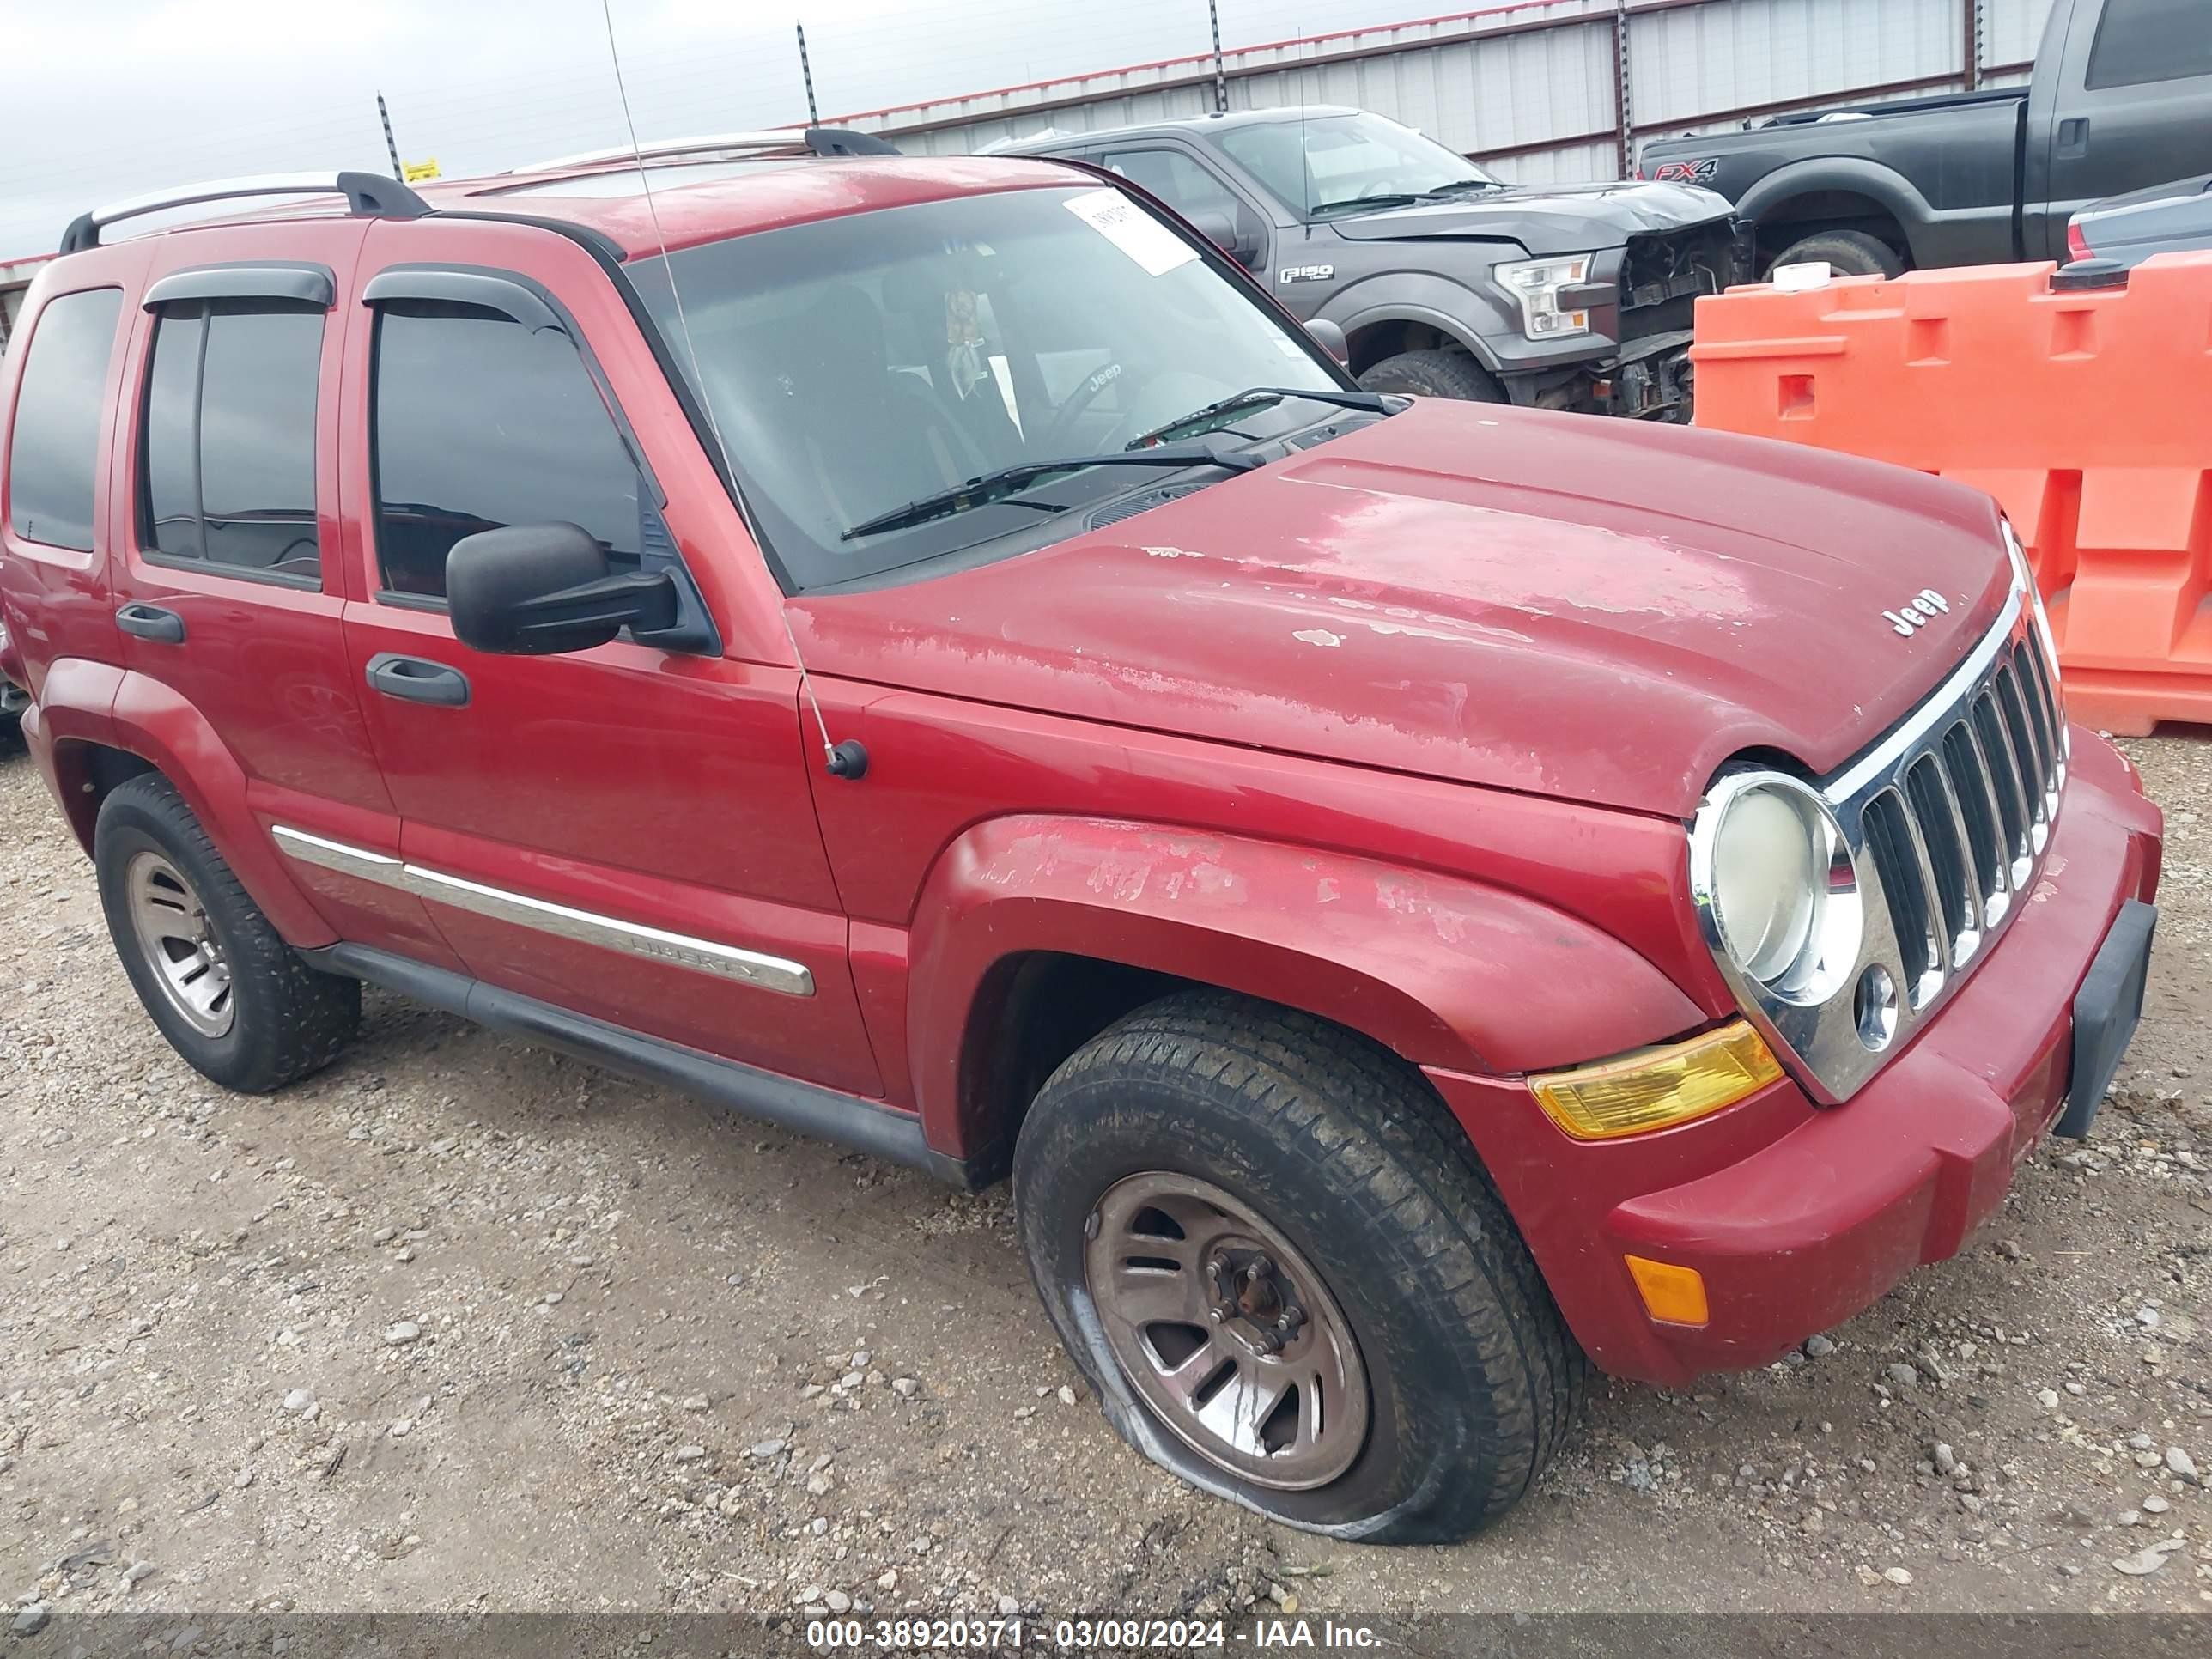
781, 284, 971, 532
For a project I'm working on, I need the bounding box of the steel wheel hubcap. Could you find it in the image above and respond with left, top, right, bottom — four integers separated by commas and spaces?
1085, 1172, 1370, 1490
123, 850, 234, 1038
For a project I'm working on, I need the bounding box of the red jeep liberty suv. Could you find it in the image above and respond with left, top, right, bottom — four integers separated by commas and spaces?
0, 136, 2162, 1543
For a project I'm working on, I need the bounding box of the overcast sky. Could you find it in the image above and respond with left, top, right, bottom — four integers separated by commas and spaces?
0, 0, 1437, 257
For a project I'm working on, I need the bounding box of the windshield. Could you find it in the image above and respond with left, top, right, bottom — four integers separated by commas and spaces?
1218, 112, 1503, 217
628, 185, 1345, 589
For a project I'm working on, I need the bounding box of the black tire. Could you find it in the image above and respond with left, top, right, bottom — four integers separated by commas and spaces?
1013, 992, 1584, 1543
94, 774, 358, 1092
1356, 348, 1507, 403
1767, 228, 1905, 279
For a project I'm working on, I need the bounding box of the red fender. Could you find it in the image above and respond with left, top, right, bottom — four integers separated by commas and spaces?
906, 815, 1704, 1159
100, 670, 338, 946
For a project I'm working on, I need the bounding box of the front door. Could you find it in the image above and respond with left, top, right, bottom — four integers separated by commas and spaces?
334, 219, 881, 1097
1102, 145, 1278, 292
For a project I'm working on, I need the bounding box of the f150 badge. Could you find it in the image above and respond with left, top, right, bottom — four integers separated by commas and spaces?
1884, 588, 1950, 637
1279, 264, 1334, 283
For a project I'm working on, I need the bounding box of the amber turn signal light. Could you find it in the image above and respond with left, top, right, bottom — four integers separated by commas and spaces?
1625, 1255, 1710, 1327
1528, 1019, 1782, 1141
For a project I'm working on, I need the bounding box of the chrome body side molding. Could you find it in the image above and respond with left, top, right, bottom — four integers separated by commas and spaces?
271, 826, 816, 997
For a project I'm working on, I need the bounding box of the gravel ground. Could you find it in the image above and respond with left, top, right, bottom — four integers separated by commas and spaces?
2, 723, 2207, 1626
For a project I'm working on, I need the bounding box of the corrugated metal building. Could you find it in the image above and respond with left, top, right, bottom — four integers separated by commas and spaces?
836, 0, 2059, 187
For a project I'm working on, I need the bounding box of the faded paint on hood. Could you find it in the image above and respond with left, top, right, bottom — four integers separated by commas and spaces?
1325, 180, 1734, 255
789, 401, 2011, 818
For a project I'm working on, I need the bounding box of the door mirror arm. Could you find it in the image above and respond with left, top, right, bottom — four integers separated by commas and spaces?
503, 569, 680, 647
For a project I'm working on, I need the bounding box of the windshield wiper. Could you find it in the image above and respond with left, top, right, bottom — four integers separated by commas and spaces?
1127, 386, 1393, 450
1419, 178, 1504, 198
840, 444, 1261, 541
1310, 191, 1424, 216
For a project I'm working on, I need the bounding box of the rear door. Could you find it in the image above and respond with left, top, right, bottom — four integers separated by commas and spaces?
109, 223, 462, 969
334, 218, 881, 1097
2033, 0, 2212, 257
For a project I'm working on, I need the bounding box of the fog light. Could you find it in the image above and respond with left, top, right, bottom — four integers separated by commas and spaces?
1625, 1255, 1709, 1327
1528, 1020, 1783, 1140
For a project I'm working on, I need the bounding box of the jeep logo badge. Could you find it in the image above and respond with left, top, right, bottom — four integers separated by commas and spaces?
1883, 588, 1951, 637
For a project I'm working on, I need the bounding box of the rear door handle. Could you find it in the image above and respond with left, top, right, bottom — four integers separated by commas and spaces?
2057, 116, 2090, 158
115, 602, 186, 644
366, 652, 471, 708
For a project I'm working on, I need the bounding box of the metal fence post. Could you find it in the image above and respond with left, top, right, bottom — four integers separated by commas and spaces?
797, 21, 821, 125
1962, 0, 1982, 90
376, 93, 403, 179
1207, 0, 1229, 113
1613, 1, 1635, 178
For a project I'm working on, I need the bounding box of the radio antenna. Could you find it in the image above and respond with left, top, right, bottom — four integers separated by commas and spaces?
597, 0, 866, 780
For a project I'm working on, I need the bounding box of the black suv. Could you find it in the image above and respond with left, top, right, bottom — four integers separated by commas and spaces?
999, 106, 1747, 420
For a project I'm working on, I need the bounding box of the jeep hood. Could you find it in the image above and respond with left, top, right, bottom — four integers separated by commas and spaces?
1327, 180, 1732, 256
790, 401, 2011, 819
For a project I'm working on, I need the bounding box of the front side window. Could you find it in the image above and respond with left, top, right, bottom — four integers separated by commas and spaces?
629, 184, 1349, 589
370, 301, 643, 599
1103, 149, 1243, 221
2087, 0, 2212, 89
140, 301, 325, 579
8, 287, 124, 551
1218, 112, 1502, 217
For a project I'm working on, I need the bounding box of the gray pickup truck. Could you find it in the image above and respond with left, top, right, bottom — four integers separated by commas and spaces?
1639, 0, 2212, 276
997, 108, 1747, 419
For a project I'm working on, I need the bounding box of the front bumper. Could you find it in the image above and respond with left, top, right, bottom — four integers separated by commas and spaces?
1427, 726, 2161, 1385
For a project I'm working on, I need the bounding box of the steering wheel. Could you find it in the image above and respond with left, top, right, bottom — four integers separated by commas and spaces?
1038, 359, 1132, 455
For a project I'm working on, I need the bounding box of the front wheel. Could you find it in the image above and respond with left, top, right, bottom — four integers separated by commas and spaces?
1013, 993, 1584, 1542
1356, 348, 1506, 403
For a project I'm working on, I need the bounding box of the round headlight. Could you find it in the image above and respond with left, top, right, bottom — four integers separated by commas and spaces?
1696, 775, 1861, 1002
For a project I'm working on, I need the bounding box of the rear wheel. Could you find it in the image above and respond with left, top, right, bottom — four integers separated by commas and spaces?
1767, 228, 1905, 278
1356, 348, 1506, 403
1013, 992, 1584, 1542
94, 774, 358, 1092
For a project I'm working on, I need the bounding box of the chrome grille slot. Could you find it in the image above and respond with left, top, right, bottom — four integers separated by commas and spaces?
1940, 723, 2008, 924
1993, 664, 2049, 851
1859, 791, 1932, 1000
1700, 568, 2071, 1105
1972, 692, 2033, 878
1904, 756, 1975, 969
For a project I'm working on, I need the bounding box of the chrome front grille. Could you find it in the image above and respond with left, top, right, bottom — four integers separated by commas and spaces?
1848, 631, 2068, 1016
1706, 574, 2068, 1104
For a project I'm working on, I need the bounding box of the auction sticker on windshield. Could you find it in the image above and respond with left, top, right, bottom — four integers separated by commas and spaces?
1063, 188, 1199, 276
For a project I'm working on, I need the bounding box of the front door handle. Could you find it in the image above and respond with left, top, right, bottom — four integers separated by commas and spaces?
366, 652, 471, 708
116, 602, 186, 644
2057, 116, 2090, 159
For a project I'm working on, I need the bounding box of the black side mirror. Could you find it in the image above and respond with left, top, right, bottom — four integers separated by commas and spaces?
1188, 208, 1260, 268
1304, 318, 1350, 364
446, 523, 679, 656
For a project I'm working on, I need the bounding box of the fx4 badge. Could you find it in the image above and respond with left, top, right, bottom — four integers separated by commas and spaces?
1279, 264, 1334, 283
1651, 156, 1720, 185
1884, 588, 1951, 637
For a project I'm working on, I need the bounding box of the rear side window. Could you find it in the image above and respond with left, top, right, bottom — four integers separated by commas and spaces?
7, 287, 124, 551
370, 302, 642, 599
139, 301, 325, 580
2087, 0, 2212, 89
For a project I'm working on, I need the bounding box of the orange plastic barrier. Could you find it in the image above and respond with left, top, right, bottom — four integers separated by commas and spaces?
1692, 252, 2212, 736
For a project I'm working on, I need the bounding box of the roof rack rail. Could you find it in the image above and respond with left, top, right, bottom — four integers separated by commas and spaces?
514, 125, 898, 174
60, 171, 432, 255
